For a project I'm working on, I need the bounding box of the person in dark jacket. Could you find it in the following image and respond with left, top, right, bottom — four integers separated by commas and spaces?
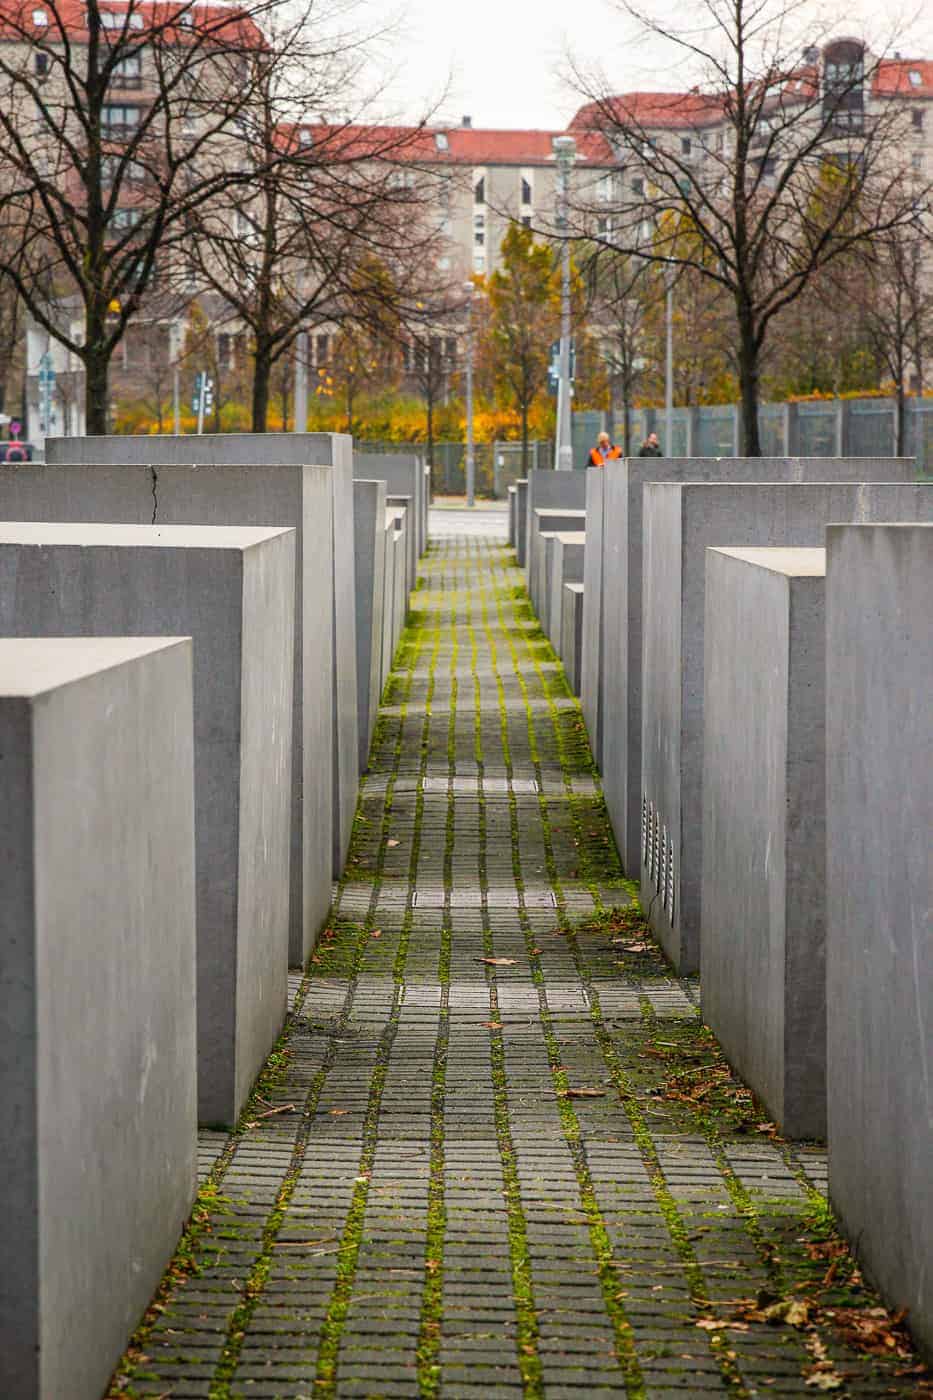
638, 432, 661, 457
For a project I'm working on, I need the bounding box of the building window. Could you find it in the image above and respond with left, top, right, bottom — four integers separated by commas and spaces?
314, 334, 330, 366
32, 8, 48, 23
102, 154, 145, 183
435, 132, 449, 152
631, 177, 644, 195
912, 152, 923, 173
34, 49, 49, 76
473, 252, 485, 272
912, 109, 924, 130
111, 53, 142, 88
437, 255, 451, 270
908, 70, 923, 87
111, 207, 143, 229
521, 175, 532, 204
521, 215, 531, 227
101, 104, 141, 136
681, 137, 692, 154
474, 175, 485, 204
474, 213, 485, 246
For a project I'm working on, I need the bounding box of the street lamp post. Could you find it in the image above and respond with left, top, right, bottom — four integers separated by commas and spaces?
464, 280, 475, 507
665, 262, 674, 455
294, 330, 308, 434
553, 135, 576, 471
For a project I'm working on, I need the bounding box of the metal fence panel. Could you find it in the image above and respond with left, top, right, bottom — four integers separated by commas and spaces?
759, 405, 786, 456
798, 404, 837, 456
697, 406, 736, 457
849, 400, 895, 456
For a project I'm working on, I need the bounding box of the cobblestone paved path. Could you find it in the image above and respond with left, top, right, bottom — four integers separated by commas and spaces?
114, 508, 926, 1400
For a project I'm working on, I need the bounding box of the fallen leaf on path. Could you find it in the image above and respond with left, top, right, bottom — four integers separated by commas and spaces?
483, 1021, 504, 1030
370, 930, 382, 939
329, 1109, 348, 1116
479, 956, 517, 966
558, 1087, 606, 1098
386, 839, 400, 848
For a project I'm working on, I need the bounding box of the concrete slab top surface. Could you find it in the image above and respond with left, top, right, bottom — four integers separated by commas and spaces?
565, 581, 585, 593
0, 522, 293, 550
534, 507, 587, 519
552, 531, 587, 544
710, 545, 827, 576
0, 636, 190, 697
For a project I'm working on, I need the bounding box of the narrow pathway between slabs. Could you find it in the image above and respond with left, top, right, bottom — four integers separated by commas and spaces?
114, 508, 924, 1400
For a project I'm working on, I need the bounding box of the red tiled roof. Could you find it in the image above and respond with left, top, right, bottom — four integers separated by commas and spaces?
873, 59, 933, 97
279, 121, 615, 166
0, 0, 264, 47
570, 90, 724, 132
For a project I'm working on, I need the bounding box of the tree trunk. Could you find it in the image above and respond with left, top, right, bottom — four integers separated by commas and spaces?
426, 392, 435, 494
520, 401, 529, 474
736, 301, 761, 456
84, 333, 111, 435
251, 345, 272, 432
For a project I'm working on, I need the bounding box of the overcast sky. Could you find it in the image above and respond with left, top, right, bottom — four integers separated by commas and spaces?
375, 0, 933, 130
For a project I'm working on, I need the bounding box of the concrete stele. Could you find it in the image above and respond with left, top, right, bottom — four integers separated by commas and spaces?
701, 547, 827, 1138
600, 455, 921, 881
523, 466, 586, 577
561, 582, 585, 694
548, 531, 585, 651
353, 479, 388, 772
0, 522, 296, 1125
580, 466, 606, 766
0, 637, 197, 1400
44, 431, 356, 877
530, 508, 586, 616
354, 450, 426, 558
640, 479, 933, 972
0, 457, 335, 955
515, 479, 529, 566
825, 522, 933, 1357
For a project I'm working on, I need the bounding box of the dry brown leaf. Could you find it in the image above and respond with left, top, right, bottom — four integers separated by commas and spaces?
480, 956, 517, 966
386, 839, 400, 848
483, 1021, 504, 1030
370, 930, 382, 939
559, 1087, 606, 1099
329, 1108, 348, 1116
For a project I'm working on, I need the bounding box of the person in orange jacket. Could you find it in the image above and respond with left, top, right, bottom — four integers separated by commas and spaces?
586, 431, 622, 467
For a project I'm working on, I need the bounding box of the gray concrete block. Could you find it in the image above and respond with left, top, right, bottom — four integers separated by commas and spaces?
508, 485, 517, 546
580, 467, 606, 767
353, 479, 387, 772
548, 531, 585, 650
392, 509, 409, 653
515, 479, 528, 566
386, 493, 417, 593
381, 509, 398, 688
0, 458, 335, 959
561, 582, 585, 694
354, 450, 425, 558
530, 508, 586, 615
601, 455, 920, 884
44, 432, 357, 878
524, 467, 586, 576
701, 547, 827, 1138
0, 523, 296, 1125
0, 637, 197, 1400
825, 522, 933, 1356
641, 480, 933, 972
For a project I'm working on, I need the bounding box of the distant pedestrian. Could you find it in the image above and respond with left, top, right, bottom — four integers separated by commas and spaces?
587, 431, 622, 467
638, 432, 661, 457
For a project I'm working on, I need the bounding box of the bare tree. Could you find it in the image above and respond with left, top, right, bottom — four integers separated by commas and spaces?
0, 214, 26, 417
401, 291, 462, 481
586, 250, 658, 452
182, 25, 447, 431
570, 10, 930, 453
484, 223, 561, 470
0, 0, 313, 432
853, 221, 933, 452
